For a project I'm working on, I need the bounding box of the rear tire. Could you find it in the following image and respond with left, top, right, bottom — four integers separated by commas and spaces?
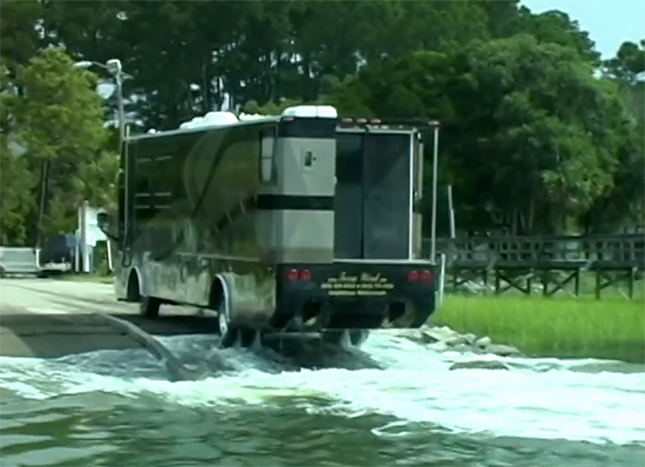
213, 280, 261, 350
217, 293, 241, 348
139, 296, 161, 318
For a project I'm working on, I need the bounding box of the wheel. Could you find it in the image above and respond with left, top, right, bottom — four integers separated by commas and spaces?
215, 284, 262, 350
322, 329, 370, 348
217, 293, 241, 348
139, 296, 161, 318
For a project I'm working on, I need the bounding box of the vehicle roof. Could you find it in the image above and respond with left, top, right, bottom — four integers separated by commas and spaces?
127, 115, 280, 142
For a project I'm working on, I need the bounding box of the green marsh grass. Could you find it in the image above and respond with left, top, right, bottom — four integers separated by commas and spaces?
432, 295, 645, 363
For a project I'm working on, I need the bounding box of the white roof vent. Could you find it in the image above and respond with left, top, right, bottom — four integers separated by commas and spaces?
178, 111, 239, 130
203, 111, 239, 125
238, 113, 271, 121
282, 105, 338, 119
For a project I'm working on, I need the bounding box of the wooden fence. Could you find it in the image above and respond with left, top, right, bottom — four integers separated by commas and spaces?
427, 234, 644, 299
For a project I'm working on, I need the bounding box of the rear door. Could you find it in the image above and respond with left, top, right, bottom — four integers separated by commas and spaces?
334, 129, 414, 260
334, 132, 364, 259
362, 131, 412, 259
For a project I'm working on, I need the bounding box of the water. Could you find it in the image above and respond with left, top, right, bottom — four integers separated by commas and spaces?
1, 332, 643, 467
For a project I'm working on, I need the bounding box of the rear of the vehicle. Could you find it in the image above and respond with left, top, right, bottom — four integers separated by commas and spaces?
273, 118, 438, 332
38, 234, 75, 274
0, 247, 42, 278
276, 260, 435, 330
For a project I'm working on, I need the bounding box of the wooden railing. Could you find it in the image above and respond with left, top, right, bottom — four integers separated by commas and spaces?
428, 234, 644, 271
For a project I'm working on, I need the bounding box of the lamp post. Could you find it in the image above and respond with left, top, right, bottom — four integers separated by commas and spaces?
73, 59, 126, 145
73, 59, 129, 271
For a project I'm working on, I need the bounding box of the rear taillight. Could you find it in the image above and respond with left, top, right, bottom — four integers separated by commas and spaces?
407, 270, 434, 283
285, 268, 313, 282
419, 270, 434, 282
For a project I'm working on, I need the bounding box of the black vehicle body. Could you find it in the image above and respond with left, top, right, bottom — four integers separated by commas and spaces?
106, 107, 438, 347
39, 234, 75, 265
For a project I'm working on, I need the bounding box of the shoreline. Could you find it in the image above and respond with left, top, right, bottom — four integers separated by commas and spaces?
391, 324, 645, 371
432, 294, 644, 364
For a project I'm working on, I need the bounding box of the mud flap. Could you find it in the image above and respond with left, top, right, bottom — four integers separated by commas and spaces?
321, 329, 370, 348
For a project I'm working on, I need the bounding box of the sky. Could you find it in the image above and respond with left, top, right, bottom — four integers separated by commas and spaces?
522, 0, 645, 58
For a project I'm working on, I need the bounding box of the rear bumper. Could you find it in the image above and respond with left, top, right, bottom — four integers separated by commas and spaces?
274, 261, 436, 330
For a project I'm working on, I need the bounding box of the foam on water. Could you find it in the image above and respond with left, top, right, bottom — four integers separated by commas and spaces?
1, 332, 643, 445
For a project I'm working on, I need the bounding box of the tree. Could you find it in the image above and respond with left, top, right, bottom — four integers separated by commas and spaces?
603, 40, 645, 126
520, 9, 601, 65
0, 0, 44, 74
603, 39, 645, 85
10, 47, 117, 241
479, 0, 524, 38
2, 0, 641, 239
583, 40, 645, 231
0, 63, 35, 245
445, 35, 629, 233
0, 144, 35, 246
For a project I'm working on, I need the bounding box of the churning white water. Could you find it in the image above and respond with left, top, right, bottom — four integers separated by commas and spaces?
1, 332, 643, 445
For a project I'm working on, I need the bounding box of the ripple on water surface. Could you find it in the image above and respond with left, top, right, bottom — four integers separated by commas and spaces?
0, 332, 643, 467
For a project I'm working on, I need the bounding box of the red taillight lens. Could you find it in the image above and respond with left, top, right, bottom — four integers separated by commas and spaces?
420, 270, 434, 282
285, 268, 312, 281
407, 270, 419, 282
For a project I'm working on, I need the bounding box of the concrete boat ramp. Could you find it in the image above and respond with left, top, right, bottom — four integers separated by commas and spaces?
0, 279, 384, 380
0, 279, 216, 362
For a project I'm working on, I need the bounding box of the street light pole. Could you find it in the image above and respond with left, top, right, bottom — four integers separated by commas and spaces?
73, 59, 126, 146
106, 59, 125, 146
73, 58, 129, 268
115, 71, 125, 144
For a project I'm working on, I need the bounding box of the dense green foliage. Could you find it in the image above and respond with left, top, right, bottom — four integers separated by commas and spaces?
1, 48, 118, 245
1, 0, 643, 245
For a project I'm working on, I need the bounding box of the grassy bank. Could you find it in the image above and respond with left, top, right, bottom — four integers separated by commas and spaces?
432, 295, 645, 363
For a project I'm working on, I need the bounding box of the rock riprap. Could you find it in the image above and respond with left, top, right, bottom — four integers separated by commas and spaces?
449, 360, 510, 371
391, 325, 522, 358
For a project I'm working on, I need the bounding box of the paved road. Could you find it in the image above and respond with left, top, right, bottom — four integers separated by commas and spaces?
0, 279, 217, 358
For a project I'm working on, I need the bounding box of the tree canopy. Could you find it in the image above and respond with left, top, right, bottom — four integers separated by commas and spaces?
1, 0, 642, 245
1, 47, 118, 245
